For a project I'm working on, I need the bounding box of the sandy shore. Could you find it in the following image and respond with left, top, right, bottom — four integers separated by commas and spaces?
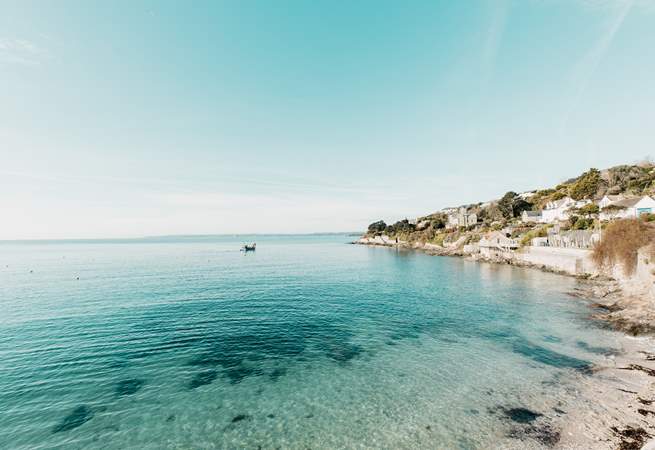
355, 238, 655, 449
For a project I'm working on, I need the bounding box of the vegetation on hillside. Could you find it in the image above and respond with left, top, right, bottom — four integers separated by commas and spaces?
364, 162, 655, 258
497, 192, 533, 219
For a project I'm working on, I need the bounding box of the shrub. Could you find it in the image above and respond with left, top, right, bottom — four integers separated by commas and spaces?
479, 204, 504, 223
577, 203, 599, 216
572, 217, 594, 230
551, 191, 567, 201
431, 218, 446, 229
387, 219, 415, 235
520, 225, 549, 246
592, 219, 655, 275
568, 215, 579, 227
432, 233, 446, 246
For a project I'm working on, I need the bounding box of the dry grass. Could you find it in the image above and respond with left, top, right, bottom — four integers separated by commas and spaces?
592, 219, 655, 275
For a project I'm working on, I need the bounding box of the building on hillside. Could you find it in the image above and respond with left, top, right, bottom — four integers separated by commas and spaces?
521, 210, 542, 223
599, 195, 655, 220
598, 194, 625, 209
541, 197, 591, 223
446, 207, 477, 229
478, 231, 519, 258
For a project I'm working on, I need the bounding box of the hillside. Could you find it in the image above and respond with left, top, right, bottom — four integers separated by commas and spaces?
364, 162, 655, 248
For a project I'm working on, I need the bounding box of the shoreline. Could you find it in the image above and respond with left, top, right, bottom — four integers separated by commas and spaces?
354, 239, 655, 449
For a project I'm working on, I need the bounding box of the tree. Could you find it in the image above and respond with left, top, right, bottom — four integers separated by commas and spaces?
386, 219, 415, 234
569, 168, 601, 200
498, 191, 517, 219
498, 191, 533, 219
367, 220, 387, 234
479, 203, 503, 223
512, 198, 533, 217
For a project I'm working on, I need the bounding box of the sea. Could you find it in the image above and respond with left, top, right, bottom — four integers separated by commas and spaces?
0, 234, 622, 449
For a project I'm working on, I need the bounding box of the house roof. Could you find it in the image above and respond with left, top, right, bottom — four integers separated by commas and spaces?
480, 231, 518, 248
611, 196, 649, 208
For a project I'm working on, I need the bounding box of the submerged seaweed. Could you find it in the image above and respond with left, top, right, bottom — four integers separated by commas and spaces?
511, 339, 590, 372
52, 405, 94, 433
115, 378, 145, 397
189, 370, 218, 389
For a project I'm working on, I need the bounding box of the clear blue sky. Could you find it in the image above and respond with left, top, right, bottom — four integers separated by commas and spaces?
1, 0, 654, 239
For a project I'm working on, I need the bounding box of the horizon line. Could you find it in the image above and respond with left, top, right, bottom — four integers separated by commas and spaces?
0, 231, 364, 243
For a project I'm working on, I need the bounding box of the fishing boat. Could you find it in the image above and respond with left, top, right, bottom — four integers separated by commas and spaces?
241, 243, 256, 252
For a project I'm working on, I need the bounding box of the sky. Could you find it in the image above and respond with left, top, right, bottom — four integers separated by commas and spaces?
1, 0, 654, 239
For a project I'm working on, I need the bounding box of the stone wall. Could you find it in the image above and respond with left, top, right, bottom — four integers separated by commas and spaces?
514, 247, 598, 276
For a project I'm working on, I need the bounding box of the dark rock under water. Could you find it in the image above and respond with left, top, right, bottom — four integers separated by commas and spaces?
231, 414, 251, 423
510, 339, 590, 372
507, 423, 561, 447
189, 370, 218, 389
503, 407, 542, 423
115, 378, 145, 397
52, 405, 94, 433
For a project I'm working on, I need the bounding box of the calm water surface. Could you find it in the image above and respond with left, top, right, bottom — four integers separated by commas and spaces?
0, 235, 620, 449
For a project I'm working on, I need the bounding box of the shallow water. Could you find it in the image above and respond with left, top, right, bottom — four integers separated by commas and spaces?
0, 235, 621, 449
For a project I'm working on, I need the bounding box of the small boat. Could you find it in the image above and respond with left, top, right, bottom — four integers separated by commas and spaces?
241, 243, 256, 252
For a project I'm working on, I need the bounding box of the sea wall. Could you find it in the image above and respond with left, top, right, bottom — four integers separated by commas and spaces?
356, 237, 655, 302
513, 247, 598, 277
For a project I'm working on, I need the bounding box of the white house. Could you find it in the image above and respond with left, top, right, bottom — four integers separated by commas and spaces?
479, 231, 519, 258
541, 197, 591, 223
531, 237, 549, 247
521, 210, 542, 223
598, 194, 625, 209
600, 195, 655, 220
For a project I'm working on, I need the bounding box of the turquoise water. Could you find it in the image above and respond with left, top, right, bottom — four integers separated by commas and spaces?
0, 235, 620, 449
